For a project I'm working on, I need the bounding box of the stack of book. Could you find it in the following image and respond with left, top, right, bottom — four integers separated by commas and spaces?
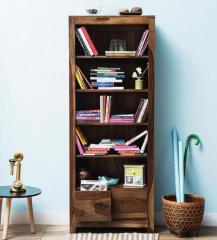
84, 139, 125, 156
76, 26, 98, 56
76, 109, 100, 121
105, 51, 136, 57
100, 96, 112, 123
110, 114, 134, 124
135, 99, 148, 123
136, 29, 149, 56
91, 67, 125, 90
112, 144, 141, 155
76, 127, 88, 155
75, 66, 92, 89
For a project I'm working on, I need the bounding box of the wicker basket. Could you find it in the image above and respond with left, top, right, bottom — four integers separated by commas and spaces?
162, 194, 205, 237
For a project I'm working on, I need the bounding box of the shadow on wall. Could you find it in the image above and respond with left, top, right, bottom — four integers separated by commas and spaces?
154, 25, 191, 212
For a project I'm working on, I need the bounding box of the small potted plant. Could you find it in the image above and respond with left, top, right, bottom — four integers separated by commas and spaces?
132, 64, 148, 89
162, 130, 205, 237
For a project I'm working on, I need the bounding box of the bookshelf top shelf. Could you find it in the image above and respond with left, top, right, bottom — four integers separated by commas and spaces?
76, 55, 148, 59
76, 121, 148, 126
76, 89, 148, 93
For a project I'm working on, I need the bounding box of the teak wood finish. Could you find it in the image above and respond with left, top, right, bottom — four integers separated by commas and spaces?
69, 16, 155, 233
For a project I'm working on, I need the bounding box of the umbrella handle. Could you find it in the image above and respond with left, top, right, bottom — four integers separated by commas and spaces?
184, 134, 200, 178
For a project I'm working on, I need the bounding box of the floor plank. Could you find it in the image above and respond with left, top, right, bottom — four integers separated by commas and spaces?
0, 225, 216, 239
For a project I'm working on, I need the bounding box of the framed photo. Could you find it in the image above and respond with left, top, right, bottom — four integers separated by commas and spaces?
124, 165, 145, 188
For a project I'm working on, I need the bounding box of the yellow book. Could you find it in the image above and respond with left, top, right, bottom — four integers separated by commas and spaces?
76, 67, 87, 89
76, 127, 88, 146
75, 69, 84, 89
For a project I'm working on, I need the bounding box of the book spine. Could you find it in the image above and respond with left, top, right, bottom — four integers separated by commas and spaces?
77, 28, 94, 56
75, 69, 85, 89
108, 96, 112, 122
136, 30, 148, 56
76, 136, 84, 154
137, 100, 148, 123
139, 38, 149, 56
98, 87, 124, 90
75, 30, 90, 56
105, 96, 109, 123
100, 96, 103, 123
81, 26, 98, 56
76, 127, 88, 146
138, 30, 149, 56
125, 130, 148, 146
136, 30, 147, 56
103, 96, 106, 122
92, 82, 114, 87
95, 79, 123, 83
76, 117, 100, 120
91, 76, 125, 79
77, 66, 92, 89
135, 99, 144, 122
91, 77, 117, 81
140, 133, 148, 153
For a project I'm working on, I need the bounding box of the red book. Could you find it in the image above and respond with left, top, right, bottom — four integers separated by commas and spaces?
81, 27, 99, 56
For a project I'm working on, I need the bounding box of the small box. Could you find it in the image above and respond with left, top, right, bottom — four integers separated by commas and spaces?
124, 165, 145, 187
80, 180, 108, 191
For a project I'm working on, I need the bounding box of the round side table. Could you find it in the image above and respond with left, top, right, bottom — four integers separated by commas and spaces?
0, 186, 41, 240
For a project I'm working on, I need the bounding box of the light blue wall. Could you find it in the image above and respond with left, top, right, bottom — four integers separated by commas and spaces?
0, 0, 217, 215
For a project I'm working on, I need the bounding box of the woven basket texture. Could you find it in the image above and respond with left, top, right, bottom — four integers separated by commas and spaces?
162, 194, 205, 237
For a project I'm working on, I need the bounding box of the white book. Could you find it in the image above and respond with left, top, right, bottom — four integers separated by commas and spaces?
89, 144, 112, 149
91, 77, 117, 81
126, 130, 148, 146
137, 99, 148, 123
140, 133, 148, 153
98, 87, 124, 90
105, 96, 109, 123
95, 79, 123, 83
100, 96, 103, 123
77, 28, 94, 56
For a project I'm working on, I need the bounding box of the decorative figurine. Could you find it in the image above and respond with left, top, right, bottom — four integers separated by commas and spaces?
98, 176, 119, 186
79, 168, 92, 180
9, 153, 26, 193
132, 65, 148, 89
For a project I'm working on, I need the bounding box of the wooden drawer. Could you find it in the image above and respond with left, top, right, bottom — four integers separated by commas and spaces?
75, 191, 111, 222
111, 187, 147, 219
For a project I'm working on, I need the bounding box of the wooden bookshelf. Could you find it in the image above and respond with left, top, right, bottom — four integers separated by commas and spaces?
69, 16, 155, 233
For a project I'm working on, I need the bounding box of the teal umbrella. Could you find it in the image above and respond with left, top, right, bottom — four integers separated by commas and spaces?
183, 134, 201, 178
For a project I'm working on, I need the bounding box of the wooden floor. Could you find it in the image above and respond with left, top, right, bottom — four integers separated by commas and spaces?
0, 225, 216, 239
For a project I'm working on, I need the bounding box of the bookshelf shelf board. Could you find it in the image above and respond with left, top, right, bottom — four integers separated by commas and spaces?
76, 55, 148, 59
76, 89, 148, 93
76, 121, 148, 126
76, 184, 147, 191
76, 154, 147, 158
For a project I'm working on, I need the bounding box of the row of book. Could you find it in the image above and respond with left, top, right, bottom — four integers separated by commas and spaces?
76, 26, 149, 57
75, 26, 98, 56
75, 128, 148, 156
76, 109, 100, 121
90, 67, 125, 90
76, 97, 148, 123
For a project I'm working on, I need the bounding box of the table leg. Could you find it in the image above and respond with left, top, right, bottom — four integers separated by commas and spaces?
0, 198, 2, 227
2, 198, 12, 240
27, 197, 35, 234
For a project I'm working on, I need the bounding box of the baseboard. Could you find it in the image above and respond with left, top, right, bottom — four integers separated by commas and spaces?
1, 211, 217, 226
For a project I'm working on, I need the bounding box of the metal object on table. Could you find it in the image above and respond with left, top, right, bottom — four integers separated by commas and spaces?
9, 153, 26, 193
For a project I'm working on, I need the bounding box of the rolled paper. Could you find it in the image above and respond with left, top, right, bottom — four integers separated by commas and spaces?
178, 141, 184, 202
172, 128, 181, 202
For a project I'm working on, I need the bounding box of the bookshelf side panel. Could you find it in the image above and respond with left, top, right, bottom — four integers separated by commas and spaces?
69, 17, 77, 233
147, 17, 155, 232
